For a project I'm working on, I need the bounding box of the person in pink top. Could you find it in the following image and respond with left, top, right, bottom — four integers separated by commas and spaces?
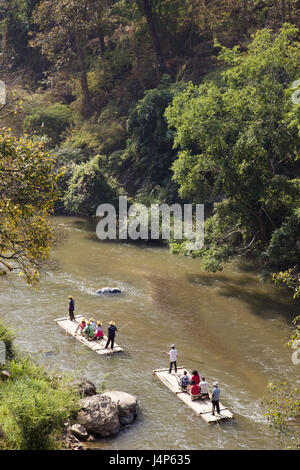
94, 321, 104, 340
75, 318, 86, 335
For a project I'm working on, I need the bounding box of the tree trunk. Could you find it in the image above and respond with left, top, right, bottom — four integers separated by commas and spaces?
242, 0, 248, 36
281, 0, 286, 23
140, 0, 165, 73
0, 6, 8, 67
98, 29, 105, 57
74, 22, 92, 118
256, 210, 267, 244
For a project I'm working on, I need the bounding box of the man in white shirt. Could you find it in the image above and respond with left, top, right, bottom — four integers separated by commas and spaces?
165, 344, 178, 373
199, 377, 209, 398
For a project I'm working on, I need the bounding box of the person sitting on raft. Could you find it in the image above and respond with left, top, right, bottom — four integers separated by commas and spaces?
199, 377, 209, 399
89, 318, 97, 331
94, 321, 104, 340
83, 321, 95, 341
189, 380, 200, 400
190, 370, 200, 386
179, 370, 189, 390
75, 318, 86, 335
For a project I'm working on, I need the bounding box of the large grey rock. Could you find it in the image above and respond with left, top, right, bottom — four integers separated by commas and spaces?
77, 395, 120, 437
102, 391, 138, 426
0, 370, 11, 381
71, 379, 97, 397
70, 423, 88, 441
65, 430, 84, 450
96, 287, 121, 295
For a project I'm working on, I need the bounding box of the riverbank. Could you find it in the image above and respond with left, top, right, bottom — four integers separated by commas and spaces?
0, 323, 80, 450
0, 320, 139, 450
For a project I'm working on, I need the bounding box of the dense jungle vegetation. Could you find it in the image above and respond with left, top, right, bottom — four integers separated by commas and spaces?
1, 1, 299, 278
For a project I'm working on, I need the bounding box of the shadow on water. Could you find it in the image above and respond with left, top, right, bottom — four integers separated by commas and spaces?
187, 273, 298, 322
217, 284, 298, 321
187, 272, 258, 288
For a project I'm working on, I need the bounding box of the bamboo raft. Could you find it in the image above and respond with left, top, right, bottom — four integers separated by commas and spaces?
153, 367, 233, 424
54, 315, 123, 355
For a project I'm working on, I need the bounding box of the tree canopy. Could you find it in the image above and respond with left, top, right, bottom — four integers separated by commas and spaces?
166, 24, 300, 272
0, 130, 59, 284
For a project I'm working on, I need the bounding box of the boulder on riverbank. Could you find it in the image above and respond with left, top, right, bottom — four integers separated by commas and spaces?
70, 379, 97, 397
70, 423, 88, 441
65, 430, 84, 450
102, 391, 138, 425
0, 370, 11, 381
77, 394, 120, 437
75, 390, 138, 439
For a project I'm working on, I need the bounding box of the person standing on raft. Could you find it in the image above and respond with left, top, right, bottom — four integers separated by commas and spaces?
164, 344, 178, 374
68, 295, 75, 321
211, 381, 221, 416
105, 321, 118, 349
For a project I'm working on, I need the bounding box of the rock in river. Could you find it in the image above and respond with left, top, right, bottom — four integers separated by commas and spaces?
96, 287, 122, 295
77, 394, 120, 437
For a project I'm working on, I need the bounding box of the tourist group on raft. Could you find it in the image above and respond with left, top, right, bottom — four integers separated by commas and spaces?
165, 344, 222, 416
68, 295, 117, 350
68, 296, 221, 415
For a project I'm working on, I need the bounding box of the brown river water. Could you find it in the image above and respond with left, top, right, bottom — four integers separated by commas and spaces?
0, 216, 299, 450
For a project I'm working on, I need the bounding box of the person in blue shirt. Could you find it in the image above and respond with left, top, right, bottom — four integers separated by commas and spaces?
179, 370, 189, 390
211, 381, 221, 415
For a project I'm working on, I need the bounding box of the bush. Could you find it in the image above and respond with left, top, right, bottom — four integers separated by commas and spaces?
120, 76, 184, 200
63, 155, 117, 216
0, 321, 15, 361
23, 103, 73, 146
264, 210, 300, 271
0, 358, 79, 450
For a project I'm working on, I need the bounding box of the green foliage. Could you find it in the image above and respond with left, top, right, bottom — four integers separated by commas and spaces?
265, 380, 300, 449
273, 267, 300, 300
23, 103, 73, 146
0, 129, 59, 285
0, 357, 79, 450
265, 315, 300, 449
264, 209, 300, 271
121, 76, 183, 199
166, 24, 300, 270
0, 321, 15, 361
63, 155, 117, 216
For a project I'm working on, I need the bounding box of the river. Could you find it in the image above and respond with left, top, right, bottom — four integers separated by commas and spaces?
0, 216, 299, 450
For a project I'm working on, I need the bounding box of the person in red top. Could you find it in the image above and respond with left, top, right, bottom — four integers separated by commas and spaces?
190, 370, 200, 385
190, 380, 200, 398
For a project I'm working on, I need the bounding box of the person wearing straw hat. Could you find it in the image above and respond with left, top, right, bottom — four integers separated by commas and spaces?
105, 321, 118, 349
94, 321, 104, 340
75, 318, 86, 335
89, 317, 97, 331
83, 321, 95, 341
211, 381, 221, 415
68, 295, 75, 321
